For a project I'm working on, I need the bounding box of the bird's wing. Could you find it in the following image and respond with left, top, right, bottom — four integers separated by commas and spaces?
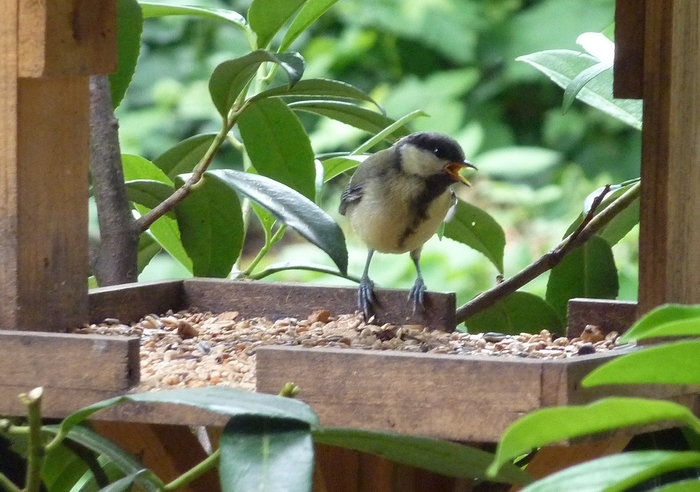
338, 183, 364, 215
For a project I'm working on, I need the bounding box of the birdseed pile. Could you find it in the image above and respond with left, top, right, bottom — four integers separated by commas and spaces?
73, 309, 631, 392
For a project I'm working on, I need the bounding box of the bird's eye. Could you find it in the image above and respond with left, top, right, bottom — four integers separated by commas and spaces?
433, 147, 442, 157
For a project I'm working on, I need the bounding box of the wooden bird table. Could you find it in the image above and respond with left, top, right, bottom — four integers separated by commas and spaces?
1, 0, 700, 491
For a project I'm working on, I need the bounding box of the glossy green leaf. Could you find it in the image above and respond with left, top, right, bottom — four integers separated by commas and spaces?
43, 425, 164, 492
562, 61, 610, 112
646, 480, 700, 492
220, 416, 314, 492
124, 179, 174, 211
474, 146, 562, 179
209, 169, 348, 275
137, 232, 161, 273
443, 200, 505, 274
248, 0, 306, 49
153, 133, 217, 179
322, 155, 366, 182
98, 471, 148, 492
135, 203, 192, 272
238, 98, 316, 200
350, 110, 425, 154
140, 3, 248, 30
620, 304, 700, 343
520, 451, 700, 492
209, 50, 304, 117
288, 100, 401, 135
121, 154, 173, 185
518, 50, 642, 129
174, 173, 244, 277
253, 78, 378, 108
42, 442, 90, 492
59, 387, 320, 438
463, 291, 563, 335
111, 0, 142, 108
489, 398, 700, 476
279, 0, 339, 52
545, 235, 619, 322
583, 340, 700, 387
314, 427, 532, 485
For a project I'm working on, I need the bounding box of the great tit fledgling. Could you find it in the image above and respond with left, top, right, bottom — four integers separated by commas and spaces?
339, 131, 475, 319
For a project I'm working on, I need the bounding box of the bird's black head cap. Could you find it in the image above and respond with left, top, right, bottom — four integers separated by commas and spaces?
401, 132, 465, 163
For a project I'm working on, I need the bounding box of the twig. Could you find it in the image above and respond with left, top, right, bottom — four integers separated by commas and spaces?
18, 388, 44, 492
455, 182, 640, 325
89, 75, 139, 285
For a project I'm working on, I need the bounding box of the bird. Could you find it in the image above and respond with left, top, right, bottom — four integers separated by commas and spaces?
339, 131, 476, 319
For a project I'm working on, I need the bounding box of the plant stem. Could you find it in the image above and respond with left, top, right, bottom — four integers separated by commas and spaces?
242, 225, 288, 276
250, 263, 362, 283
19, 388, 44, 492
0, 473, 21, 492
454, 182, 641, 325
164, 449, 220, 491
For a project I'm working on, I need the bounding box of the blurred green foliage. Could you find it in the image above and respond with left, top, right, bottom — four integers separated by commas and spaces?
111, 0, 640, 312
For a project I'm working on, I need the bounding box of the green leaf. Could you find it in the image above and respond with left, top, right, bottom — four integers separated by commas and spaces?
59, 387, 320, 438
220, 416, 314, 492
620, 304, 700, 343
545, 235, 619, 322
583, 340, 700, 387
279, 0, 339, 52
562, 61, 611, 112
137, 232, 161, 273
43, 425, 164, 492
248, 0, 306, 49
518, 50, 643, 130
209, 169, 348, 275
98, 471, 148, 492
42, 441, 90, 492
121, 154, 173, 185
443, 200, 505, 274
463, 291, 563, 335
350, 109, 427, 154
314, 427, 532, 485
136, 204, 192, 272
288, 100, 401, 135
124, 179, 174, 211
520, 451, 700, 492
252, 78, 378, 108
174, 173, 244, 277
140, 3, 248, 30
646, 480, 700, 492
209, 50, 305, 117
111, 0, 142, 108
474, 146, 562, 179
153, 133, 217, 179
238, 98, 316, 200
322, 155, 366, 182
488, 398, 700, 476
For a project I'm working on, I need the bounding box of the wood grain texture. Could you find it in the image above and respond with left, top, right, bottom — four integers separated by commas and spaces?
639, 1, 700, 313
89, 280, 185, 324
614, 0, 644, 98
18, 0, 117, 77
183, 279, 457, 331
567, 298, 637, 338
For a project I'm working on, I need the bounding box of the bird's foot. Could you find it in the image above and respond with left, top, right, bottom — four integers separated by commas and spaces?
408, 277, 426, 314
358, 276, 377, 320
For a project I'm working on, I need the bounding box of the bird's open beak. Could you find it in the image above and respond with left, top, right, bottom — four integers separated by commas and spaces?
444, 160, 477, 186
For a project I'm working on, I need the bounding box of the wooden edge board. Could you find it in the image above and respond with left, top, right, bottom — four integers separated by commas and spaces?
567, 298, 638, 338
613, 0, 644, 99
88, 279, 185, 324
0, 331, 139, 391
183, 278, 457, 331
0, 386, 127, 419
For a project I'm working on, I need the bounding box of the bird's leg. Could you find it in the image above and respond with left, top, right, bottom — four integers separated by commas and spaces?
358, 249, 377, 319
408, 248, 426, 313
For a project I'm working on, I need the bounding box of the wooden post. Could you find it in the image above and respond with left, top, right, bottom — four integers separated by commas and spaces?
638, 1, 700, 313
0, 0, 116, 331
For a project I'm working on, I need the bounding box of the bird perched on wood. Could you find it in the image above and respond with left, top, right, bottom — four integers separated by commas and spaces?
339, 131, 476, 319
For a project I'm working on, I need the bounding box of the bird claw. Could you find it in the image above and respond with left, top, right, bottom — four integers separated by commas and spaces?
408, 278, 426, 314
358, 276, 377, 320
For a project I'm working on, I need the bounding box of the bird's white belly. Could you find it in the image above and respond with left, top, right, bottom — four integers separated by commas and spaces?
346, 182, 453, 254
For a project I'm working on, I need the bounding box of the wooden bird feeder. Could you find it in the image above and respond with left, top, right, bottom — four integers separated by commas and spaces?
1, 0, 699, 489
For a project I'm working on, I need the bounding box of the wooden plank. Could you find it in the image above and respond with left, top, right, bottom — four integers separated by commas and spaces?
566, 298, 637, 338
639, 1, 700, 313
0, 331, 138, 391
614, 0, 645, 98
183, 278, 457, 331
91, 422, 219, 492
0, 386, 131, 419
89, 280, 185, 324
256, 346, 544, 442
18, 0, 117, 77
